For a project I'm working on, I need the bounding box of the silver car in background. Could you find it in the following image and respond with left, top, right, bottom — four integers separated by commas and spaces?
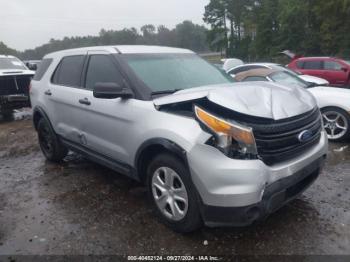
30, 46, 328, 232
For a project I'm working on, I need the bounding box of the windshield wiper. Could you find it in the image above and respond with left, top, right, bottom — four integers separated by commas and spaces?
151, 89, 183, 96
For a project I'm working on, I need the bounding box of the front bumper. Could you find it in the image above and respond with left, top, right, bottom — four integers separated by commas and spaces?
187, 131, 328, 226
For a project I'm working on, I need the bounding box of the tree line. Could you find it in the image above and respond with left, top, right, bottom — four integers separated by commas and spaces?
1, 1, 350, 62
204, 0, 350, 61
0, 21, 210, 60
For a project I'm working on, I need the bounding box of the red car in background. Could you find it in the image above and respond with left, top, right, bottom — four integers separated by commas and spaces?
287, 57, 350, 87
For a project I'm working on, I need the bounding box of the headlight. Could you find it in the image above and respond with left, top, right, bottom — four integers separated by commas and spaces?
194, 105, 258, 158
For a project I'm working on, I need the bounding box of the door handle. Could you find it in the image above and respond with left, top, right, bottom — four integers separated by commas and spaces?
44, 90, 52, 96
79, 98, 91, 106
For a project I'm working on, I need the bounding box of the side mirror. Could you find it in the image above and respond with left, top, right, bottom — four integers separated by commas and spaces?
28, 63, 38, 71
93, 82, 133, 99
341, 67, 348, 72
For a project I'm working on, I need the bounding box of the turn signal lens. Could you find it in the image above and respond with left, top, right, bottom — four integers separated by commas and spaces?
194, 106, 256, 148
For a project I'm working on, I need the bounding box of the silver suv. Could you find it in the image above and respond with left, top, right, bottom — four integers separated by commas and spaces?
30, 46, 328, 232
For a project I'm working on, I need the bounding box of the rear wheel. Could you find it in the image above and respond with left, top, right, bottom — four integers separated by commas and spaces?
321, 107, 350, 142
147, 153, 202, 233
37, 118, 68, 162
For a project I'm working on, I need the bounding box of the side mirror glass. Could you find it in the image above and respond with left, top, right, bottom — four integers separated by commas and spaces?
93, 82, 133, 99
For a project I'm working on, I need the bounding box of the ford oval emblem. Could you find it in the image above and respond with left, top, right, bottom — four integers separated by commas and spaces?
298, 130, 313, 143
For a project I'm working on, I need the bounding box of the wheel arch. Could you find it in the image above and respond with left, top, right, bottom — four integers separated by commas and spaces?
135, 138, 188, 183
33, 106, 53, 131
320, 105, 350, 115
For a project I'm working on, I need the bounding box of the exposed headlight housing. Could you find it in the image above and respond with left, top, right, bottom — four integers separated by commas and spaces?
194, 105, 258, 159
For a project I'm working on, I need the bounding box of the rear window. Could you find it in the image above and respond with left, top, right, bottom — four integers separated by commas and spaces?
296, 61, 304, 69
303, 61, 322, 70
33, 59, 53, 81
0, 57, 27, 70
52, 55, 85, 87
229, 65, 265, 75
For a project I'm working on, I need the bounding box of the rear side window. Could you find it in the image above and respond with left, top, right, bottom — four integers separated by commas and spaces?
52, 55, 85, 87
303, 61, 322, 70
85, 55, 123, 90
33, 59, 53, 81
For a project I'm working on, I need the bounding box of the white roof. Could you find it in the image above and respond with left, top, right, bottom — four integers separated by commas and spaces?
46, 45, 194, 58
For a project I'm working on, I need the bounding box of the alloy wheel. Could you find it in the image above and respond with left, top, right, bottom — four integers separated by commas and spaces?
322, 111, 348, 140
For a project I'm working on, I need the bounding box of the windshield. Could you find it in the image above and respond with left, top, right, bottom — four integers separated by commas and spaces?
269, 71, 309, 88
123, 54, 234, 93
0, 57, 27, 70
271, 64, 302, 75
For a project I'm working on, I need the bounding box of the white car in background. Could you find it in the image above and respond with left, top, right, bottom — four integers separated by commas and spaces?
234, 68, 350, 142
0, 55, 34, 118
227, 63, 330, 86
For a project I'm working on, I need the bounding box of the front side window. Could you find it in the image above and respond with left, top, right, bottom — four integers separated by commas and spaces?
269, 71, 308, 88
303, 61, 322, 70
0, 57, 27, 70
123, 54, 234, 93
324, 61, 343, 71
85, 55, 123, 90
52, 55, 85, 87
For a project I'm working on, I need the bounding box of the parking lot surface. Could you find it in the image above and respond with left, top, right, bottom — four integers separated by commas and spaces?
0, 112, 349, 255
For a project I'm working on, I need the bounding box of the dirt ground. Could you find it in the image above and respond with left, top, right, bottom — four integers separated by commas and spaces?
0, 110, 349, 256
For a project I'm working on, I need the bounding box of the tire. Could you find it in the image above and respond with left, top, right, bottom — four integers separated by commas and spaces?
147, 153, 202, 233
321, 107, 350, 142
37, 118, 68, 162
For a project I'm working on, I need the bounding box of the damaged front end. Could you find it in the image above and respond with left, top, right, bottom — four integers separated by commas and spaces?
153, 82, 321, 165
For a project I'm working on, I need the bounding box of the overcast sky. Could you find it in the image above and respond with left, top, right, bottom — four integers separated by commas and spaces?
0, 0, 209, 51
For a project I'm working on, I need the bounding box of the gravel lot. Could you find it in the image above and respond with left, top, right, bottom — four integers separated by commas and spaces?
0, 110, 349, 256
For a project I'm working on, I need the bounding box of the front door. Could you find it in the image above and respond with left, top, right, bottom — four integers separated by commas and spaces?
78, 52, 137, 164
323, 60, 348, 86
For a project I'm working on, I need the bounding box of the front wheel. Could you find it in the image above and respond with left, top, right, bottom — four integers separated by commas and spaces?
321, 107, 350, 142
147, 153, 202, 233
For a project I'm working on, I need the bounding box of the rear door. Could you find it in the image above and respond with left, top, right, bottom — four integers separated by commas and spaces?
46, 52, 88, 144
322, 59, 348, 86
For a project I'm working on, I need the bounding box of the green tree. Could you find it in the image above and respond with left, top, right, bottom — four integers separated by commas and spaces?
204, 0, 229, 55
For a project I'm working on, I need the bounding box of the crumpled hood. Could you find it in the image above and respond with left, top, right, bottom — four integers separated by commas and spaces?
0, 69, 35, 76
153, 82, 317, 120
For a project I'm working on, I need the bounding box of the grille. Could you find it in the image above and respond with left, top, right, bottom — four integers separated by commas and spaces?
250, 108, 322, 165
0, 75, 32, 96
